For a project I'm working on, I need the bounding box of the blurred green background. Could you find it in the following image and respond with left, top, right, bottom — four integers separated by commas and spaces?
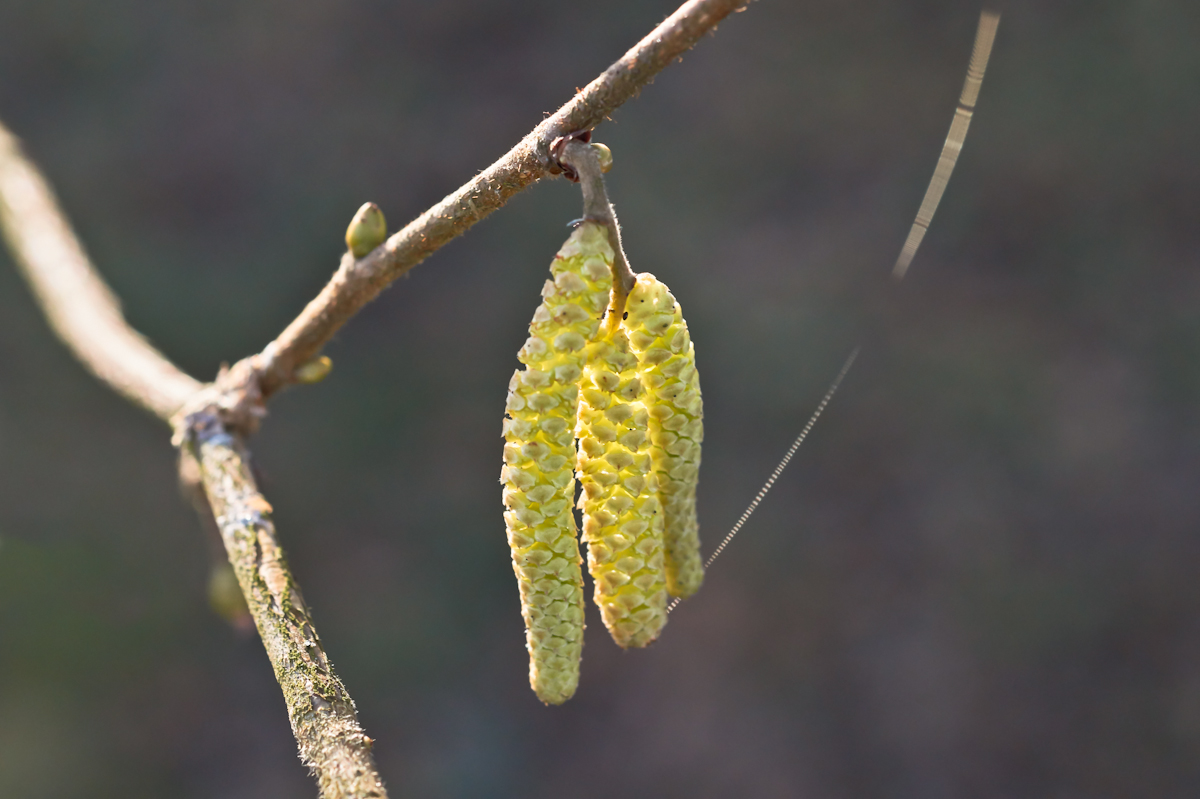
2, 1, 1199, 796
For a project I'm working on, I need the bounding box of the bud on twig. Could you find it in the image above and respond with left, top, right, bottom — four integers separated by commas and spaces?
591, 142, 614, 174
294, 355, 333, 384
345, 202, 387, 258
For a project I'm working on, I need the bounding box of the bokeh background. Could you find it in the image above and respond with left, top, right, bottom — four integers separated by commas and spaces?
2, 1, 1199, 796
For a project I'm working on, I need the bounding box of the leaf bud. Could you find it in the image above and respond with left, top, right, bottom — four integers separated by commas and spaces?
345, 202, 387, 258
293, 355, 333, 384
591, 142, 614, 174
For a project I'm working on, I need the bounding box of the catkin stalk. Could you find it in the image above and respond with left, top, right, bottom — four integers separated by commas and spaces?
502, 221, 614, 704
575, 328, 668, 648
623, 273, 705, 598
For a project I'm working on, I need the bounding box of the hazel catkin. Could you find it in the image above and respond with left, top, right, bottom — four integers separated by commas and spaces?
622, 273, 705, 598
502, 221, 615, 704
575, 327, 668, 648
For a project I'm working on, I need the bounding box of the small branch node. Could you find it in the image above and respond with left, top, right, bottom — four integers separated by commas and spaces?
556, 138, 637, 325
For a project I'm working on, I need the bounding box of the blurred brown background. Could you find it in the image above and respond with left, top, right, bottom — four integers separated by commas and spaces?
2, 1, 1199, 796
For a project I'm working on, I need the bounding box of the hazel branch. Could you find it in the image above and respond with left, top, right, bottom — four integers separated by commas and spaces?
245, 0, 751, 403
0, 1, 755, 796
185, 413, 388, 799
0, 122, 203, 421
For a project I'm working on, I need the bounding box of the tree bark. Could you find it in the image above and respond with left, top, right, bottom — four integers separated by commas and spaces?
187, 415, 387, 799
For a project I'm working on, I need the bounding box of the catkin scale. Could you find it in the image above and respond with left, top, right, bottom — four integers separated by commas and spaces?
623, 273, 705, 598
575, 328, 668, 648
502, 221, 615, 704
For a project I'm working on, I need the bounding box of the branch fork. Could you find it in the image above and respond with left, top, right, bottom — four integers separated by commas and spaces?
0, 2, 753, 796
553, 136, 637, 323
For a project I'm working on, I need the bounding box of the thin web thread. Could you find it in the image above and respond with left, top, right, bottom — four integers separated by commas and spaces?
665, 10, 998, 615
667, 346, 859, 614
892, 10, 999, 280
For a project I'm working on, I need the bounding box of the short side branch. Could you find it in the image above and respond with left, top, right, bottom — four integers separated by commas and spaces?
0, 3, 754, 796
251, 0, 751, 399
556, 138, 637, 325
0, 123, 202, 421
187, 414, 387, 799
0, 0, 749, 427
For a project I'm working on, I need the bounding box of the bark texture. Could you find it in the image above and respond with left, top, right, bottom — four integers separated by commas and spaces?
189, 414, 387, 799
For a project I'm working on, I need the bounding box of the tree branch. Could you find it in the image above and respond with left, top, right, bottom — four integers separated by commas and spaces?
0, 1, 753, 796
0, 123, 203, 420
246, 0, 752, 403
185, 413, 387, 799
0, 0, 749, 429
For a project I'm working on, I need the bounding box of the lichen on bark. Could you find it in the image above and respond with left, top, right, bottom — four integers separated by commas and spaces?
188, 413, 387, 799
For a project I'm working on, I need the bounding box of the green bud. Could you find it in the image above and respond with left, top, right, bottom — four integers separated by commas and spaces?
591, 142, 613, 174
294, 355, 333, 384
346, 202, 387, 258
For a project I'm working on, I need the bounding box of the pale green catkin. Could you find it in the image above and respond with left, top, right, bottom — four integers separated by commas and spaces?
575, 327, 668, 648
623, 273, 705, 598
501, 221, 614, 704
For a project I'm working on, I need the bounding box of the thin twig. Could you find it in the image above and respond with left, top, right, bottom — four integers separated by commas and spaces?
248, 0, 752, 402
186, 413, 387, 799
0, 118, 378, 786
555, 138, 638, 326
0, 1, 754, 796
0, 0, 749, 429
0, 123, 203, 420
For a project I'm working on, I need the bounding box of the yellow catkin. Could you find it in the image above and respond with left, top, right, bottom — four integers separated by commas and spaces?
623, 273, 705, 598
575, 327, 668, 648
501, 221, 614, 704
